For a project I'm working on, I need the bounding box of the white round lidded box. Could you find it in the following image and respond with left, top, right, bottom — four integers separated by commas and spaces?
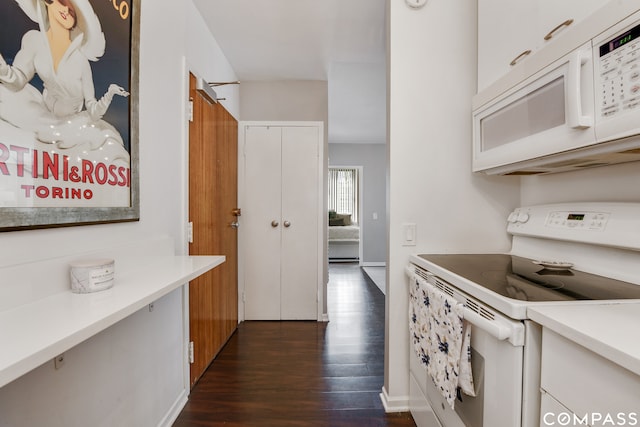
70, 258, 115, 293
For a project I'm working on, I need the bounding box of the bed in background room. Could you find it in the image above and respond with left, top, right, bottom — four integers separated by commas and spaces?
328, 212, 359, 262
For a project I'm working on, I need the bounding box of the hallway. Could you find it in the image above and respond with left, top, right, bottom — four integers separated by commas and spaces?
173, 263, 416, 426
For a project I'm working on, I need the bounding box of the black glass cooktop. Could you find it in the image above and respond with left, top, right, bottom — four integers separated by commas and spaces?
417, 254, 640, 302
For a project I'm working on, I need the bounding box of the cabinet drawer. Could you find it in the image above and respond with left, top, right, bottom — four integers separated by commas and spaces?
540, 329, 640, 418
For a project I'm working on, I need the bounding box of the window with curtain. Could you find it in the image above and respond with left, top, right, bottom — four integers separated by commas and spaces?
328, 167, 359, 224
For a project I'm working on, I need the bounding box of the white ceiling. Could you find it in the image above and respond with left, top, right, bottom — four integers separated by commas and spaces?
192, 0, 387, 143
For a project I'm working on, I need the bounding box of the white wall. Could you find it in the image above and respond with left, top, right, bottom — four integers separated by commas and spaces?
383, 0, 520, 410
0, 2, 237, 426
186, 4, 240, 119
328, 62, 386, 144
239, 80, 328, 124
520, 162, 640, 205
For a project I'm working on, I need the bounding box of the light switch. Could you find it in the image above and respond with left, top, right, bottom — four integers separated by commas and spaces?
402, 223, 416, 246
372, 212, 378, 220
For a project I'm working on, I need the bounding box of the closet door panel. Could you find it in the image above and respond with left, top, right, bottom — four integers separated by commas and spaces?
243, 126, 282, 320
280, 126, 319, 320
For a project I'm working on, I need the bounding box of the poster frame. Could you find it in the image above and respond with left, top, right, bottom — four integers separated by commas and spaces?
0, 0, 140, 232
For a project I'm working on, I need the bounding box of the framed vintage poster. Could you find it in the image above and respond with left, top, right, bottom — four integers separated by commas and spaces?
0, 0, 139, 231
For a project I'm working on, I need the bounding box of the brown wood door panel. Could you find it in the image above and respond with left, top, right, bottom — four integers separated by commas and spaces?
188, 73, 238, 387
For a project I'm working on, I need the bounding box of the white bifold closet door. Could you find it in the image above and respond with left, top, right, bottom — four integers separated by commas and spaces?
243, 124, 320, 320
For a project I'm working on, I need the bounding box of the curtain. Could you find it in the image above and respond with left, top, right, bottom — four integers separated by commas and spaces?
328, 168, 359, 224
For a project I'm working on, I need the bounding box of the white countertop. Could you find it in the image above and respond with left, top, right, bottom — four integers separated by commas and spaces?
528, 302, 640, 376
0, 255, 224, 388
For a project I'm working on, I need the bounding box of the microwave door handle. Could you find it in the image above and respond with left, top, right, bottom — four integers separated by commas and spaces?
567, 49, 594, 129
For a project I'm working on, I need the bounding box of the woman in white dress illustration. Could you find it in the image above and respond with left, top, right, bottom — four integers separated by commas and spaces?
0, 0, 129, 149
0, 0, 132, 208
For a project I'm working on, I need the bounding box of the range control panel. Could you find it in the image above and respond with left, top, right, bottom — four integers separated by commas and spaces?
506, 202, 640, 251
545, 211, 610, 230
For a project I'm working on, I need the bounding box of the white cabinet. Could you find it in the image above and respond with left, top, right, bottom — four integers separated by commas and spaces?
539, 328, 640, 426
240, 123, 323, 320
478, 0, 538, 91
477, 0, 604, 91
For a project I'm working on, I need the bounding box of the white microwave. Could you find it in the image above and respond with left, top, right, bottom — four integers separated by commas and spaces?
473, 8, 640, 175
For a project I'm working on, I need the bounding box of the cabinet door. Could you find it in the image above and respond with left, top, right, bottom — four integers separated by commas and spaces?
243, 126, 283, 320
538, 0, 604, 49
478, 0, 538, 91
540, 329, 640, 419
280, 126, 319, 320
478, 0, 604, 91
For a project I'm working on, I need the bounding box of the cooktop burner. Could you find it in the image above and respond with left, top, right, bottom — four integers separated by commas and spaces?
417, 254, 640, 302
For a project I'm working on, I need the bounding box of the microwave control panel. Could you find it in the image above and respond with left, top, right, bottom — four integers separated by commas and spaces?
598, 21, 640, 118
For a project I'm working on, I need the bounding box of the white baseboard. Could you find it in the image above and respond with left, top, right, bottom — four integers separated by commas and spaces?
158, 390, 189, 427
379, 386, 410, 413
361, 262, 386, 267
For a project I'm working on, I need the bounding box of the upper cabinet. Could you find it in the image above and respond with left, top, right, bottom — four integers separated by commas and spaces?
477, 0, 604, 92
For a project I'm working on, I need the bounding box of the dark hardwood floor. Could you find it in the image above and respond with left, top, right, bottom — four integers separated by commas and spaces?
173, 263, 416, 427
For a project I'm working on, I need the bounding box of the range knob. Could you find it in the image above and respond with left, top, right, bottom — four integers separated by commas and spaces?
517, 212, 530, 223
507, 212, 518, 223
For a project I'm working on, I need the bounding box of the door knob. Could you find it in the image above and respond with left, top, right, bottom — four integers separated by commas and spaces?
231, 221, 239, 229
283, 220, 291, 228
271, 220, 279, 227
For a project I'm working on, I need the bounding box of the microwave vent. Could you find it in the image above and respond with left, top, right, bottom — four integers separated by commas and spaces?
545, 159, 591, 168
484, 138, 640, 175
575, 162, 610, 168
505, 171, 544, 176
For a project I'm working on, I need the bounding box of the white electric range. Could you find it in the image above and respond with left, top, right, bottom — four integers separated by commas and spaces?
407, 202, 640, 427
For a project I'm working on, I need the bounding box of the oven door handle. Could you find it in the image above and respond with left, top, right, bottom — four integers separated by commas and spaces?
462, 308, 522, 344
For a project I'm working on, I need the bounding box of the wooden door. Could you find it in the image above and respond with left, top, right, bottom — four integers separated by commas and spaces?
188, 73, 238, 387
242, 126, 282, 320
280, 126, 319, 319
